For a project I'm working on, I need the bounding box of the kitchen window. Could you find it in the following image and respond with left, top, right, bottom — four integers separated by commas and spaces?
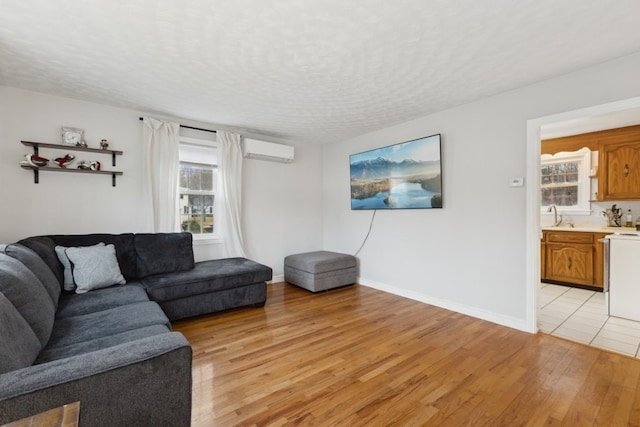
540, 148, 591, 215
178, 137, 218, 239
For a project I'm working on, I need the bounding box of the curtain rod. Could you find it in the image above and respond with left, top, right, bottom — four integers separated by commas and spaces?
138, 117, 216, 134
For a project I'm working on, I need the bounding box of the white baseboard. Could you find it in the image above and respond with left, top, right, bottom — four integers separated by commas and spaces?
357, 277, 533, 333
269, 274, 285, 284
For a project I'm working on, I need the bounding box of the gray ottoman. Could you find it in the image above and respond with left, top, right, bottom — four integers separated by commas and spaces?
284, 251, 358, 292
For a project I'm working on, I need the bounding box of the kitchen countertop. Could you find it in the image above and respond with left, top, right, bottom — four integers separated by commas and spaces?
541, 225, 640, 234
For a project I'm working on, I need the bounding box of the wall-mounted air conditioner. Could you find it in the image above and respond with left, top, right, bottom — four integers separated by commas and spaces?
243, 138, 294, 163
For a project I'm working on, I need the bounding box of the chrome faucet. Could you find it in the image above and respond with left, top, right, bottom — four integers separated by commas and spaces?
547, 205, 563, 227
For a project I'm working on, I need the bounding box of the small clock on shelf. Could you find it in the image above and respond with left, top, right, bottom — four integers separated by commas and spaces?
61, 127, 85, 146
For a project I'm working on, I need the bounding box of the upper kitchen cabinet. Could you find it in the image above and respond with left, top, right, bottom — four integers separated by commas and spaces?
542, 125, 640, 201
598, 141, 640, 200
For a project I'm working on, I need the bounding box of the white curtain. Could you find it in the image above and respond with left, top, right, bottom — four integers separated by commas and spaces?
217, 131, 247, 257
141, 117, 180, 232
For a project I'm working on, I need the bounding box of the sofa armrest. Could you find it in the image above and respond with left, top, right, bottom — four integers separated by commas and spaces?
0, 332, 192, 427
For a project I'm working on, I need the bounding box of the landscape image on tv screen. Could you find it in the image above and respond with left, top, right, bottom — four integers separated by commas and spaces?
350, 134, 442, 210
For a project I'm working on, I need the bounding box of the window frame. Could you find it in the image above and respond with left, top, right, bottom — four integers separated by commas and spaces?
540, 148, 592, 216
178, 136, 220, 241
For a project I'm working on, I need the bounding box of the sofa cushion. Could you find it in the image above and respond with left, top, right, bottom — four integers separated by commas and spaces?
17, 236, 63, 287
0, 292, 41, 374
56, 283, 149, 318
36, 324, 170, 364
0, 243, 61, 307
134, 232, 195, 278
47, 301, 170, 348
55, 245, 75, 291
142, 258, 272, 302
0, 254, 55, 347
158, 282, 266, 321
56, 243, 104, 292
65, 244, 126, 293
48, 234, 137, 280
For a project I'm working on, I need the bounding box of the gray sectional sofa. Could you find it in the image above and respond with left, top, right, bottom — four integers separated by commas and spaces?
0, 232, 272, 426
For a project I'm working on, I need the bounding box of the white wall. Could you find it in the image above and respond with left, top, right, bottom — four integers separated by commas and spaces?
322, 53, 640, 331
243, 144, 323, 280
0, 87, 323, 276
0, 88, 147, 239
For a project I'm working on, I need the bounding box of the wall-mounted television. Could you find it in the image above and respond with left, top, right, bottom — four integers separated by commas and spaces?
350, 134, 442, 210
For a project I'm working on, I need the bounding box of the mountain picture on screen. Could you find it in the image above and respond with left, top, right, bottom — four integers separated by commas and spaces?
349, 134, 442, 210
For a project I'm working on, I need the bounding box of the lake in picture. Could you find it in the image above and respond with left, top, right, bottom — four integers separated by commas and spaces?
351, 182, 436, 209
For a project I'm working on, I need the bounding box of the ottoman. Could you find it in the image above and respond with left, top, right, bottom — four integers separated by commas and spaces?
284, 251, 358, 292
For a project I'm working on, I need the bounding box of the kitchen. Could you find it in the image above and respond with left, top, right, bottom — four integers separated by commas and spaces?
539, 120, 640, 356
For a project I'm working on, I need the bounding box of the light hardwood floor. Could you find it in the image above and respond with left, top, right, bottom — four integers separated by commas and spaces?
173, 283, 640, 426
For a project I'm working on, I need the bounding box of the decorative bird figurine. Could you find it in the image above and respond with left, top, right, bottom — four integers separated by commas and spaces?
77, 160, 91, 170
54, 154, 75, 168
77, 160, 101, 171
22, 153, 49, 167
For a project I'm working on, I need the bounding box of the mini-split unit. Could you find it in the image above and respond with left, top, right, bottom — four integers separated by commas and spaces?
242, 138, 294, 163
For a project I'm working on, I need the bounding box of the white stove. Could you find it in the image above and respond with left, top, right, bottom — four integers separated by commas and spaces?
605, 231, 640, 321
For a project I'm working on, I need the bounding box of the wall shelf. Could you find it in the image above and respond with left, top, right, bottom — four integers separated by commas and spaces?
20, 164, 123, 186
21, 140, 123, 186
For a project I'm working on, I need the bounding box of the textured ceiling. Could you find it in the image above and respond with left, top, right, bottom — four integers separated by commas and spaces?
2, 0, 640, 144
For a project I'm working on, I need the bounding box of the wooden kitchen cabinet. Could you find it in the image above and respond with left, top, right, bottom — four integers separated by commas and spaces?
592, 232, 608, 288
598, 141, 640, 200
542, 125, 640, 201
540, 239, 546, 280
541, 230, 605, 290
545, 231, 594, 286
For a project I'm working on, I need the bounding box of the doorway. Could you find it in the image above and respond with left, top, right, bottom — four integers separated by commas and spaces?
525, 96, 640, 334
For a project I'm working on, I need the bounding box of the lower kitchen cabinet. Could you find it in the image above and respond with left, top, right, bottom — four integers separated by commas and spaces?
546, 242, 593, 286
541, 230, 607, 290
592, 232, 608, 289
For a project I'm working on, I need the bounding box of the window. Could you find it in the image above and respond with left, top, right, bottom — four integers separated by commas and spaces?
178, 137, 218, 238
540, 148, 591, 215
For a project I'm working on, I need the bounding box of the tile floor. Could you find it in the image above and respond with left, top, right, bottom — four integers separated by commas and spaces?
539, 282, 640, 358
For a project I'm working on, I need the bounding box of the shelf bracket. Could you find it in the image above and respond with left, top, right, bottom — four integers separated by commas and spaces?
29, 144, 40, 184
112, 152, 116, 167
112, 173, 116, 187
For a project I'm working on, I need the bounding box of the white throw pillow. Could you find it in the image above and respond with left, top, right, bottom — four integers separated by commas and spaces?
65, 244, 126, 294
55, 243, 105, 291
